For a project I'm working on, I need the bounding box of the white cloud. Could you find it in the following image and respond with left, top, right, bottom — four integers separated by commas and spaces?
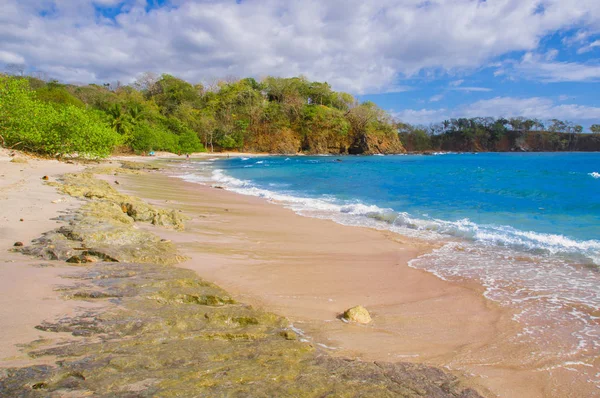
0, 50, 25, 64
544, 48, 559, 60
393, 108, 450, 125
450, 86, 492, 92
449, 80, 465, 87
1, 0, 600, 93
394, 97, 600, 125
464, 97, 600, 120
429, 94, 444, 102
509, 52, 600, 82
577, 39, 600, 54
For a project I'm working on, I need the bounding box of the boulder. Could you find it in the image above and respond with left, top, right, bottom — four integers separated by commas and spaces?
342, 305, 372, 324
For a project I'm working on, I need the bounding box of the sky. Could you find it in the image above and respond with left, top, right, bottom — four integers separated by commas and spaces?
1, 0, 599, 129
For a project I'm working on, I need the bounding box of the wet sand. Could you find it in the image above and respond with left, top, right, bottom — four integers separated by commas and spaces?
110, 166, 579, 398
2, 151, 595, 397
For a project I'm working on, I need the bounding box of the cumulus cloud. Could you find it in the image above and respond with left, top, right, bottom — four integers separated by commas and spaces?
1, 0, 600, 92
394, 97, 600, 125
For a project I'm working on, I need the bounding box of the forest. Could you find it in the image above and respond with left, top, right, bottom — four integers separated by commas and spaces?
0, 73, 402, 157
1, 71, 598, 157
398, 118, 600, 152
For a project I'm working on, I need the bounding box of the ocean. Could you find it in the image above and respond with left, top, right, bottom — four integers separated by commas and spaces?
176, 152, 600, 387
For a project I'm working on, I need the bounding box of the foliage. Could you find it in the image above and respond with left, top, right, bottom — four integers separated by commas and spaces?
398, 116, 599, 152
34, 81, 85, 108
7, 69, 596, 156
0, 76, 120, 157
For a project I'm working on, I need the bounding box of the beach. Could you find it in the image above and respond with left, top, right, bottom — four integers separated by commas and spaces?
0, 149, 95, 366
0, 151, 597, 397
108, 158, 591, 398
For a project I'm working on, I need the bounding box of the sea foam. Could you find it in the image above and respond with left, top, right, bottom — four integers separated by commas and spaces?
209, 168, 600, 265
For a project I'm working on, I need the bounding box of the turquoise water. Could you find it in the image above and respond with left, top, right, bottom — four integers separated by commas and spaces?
210, 153, 600, 264
177, 153, 600, 379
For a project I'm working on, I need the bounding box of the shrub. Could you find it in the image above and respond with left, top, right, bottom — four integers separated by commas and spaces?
0, 76, 120, 157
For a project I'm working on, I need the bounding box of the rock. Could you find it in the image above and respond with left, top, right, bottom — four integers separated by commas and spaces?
280, 330, 297, 340
10, 157, 28, 164
13, 242, 24, 247
42, 176, 49, 180
114, 181, 120, 185
66, 256, 84, 264
19, 218, 24, 222
342, 305, 372, 324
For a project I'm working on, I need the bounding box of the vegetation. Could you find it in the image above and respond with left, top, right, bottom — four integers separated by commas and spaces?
0, 72, 404, 157
399, 117, 600, 152
1, 70, 598, 157
0, 76, 120, 158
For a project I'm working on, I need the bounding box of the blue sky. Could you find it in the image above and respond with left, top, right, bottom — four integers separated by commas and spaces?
1, 0, 599, 129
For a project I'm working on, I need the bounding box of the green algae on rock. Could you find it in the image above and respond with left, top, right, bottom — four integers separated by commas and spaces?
49, 169, 186, 231
1, 261, 482, 397
19, 167, 188, 265
20, 203, 184, 266
1, 166, 483, 397
343, 305, 373, 324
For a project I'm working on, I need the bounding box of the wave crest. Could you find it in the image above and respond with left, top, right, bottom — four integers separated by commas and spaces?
208, 169, 599, 265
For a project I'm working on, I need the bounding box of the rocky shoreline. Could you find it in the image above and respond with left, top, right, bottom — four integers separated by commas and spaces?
0, 162, 482, 397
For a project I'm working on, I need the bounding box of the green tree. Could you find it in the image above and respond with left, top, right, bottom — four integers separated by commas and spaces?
0, 76, 120, 158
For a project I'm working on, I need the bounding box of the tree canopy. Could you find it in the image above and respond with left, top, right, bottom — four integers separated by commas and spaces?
1, 70, 598, 157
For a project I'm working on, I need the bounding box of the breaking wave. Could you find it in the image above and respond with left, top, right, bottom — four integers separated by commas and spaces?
208, 169, 599, 265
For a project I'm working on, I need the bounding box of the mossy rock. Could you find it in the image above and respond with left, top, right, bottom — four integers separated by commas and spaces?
342, 305, 372, 324
120, 161, 160, 171
2, 261, 481, 398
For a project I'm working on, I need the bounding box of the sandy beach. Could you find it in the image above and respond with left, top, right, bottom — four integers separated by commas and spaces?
108, 159, 596, 398
1, 151, 596, 397
0, 150, 106, 366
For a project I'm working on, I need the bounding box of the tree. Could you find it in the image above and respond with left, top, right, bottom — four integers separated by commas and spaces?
5, 63, 25, 76
591, 124, 600, 133
133, 71, 159, 93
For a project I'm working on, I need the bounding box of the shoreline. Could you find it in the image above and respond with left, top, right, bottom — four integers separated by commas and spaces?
0, 152, 483, 397
1, 151, 597, 397
113, 162, 516, 396
121, 156, 596, 398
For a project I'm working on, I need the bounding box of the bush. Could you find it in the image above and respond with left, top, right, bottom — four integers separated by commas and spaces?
0, 76, 120, 157
35, 83, 85, 108
130, 120, 204, 154
130, 121, 177, 153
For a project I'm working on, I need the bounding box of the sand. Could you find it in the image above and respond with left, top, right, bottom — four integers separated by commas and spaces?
109, 163, 598, 398
105, 168, 521, 397
2, 151, 594, 397
0, 150, 103, 366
